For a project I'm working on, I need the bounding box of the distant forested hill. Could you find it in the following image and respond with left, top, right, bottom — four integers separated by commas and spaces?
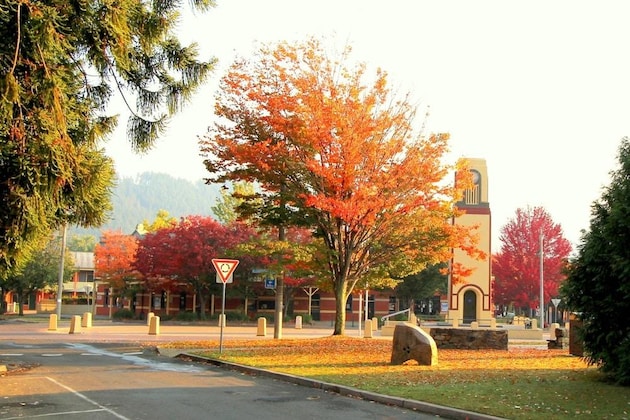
70, 172, 221, 239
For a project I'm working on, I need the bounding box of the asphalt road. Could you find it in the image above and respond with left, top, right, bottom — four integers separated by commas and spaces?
0, 319, 447, 420
0, 339, 445, 420
0, 318, 503, 420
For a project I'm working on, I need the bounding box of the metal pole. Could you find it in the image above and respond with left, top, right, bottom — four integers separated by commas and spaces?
539, 232, 544, 329
365, 289, 369, 321
220, 281, 226, 354
358, 292, 362, 337
56, 223, 67, 319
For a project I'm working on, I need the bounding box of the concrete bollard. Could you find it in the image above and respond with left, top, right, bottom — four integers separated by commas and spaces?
257, 317, 267, 336
147, 312, 155, 326
69, 315, 81, 334
218, 313, 226, 327
48, 314, 58, 331
364, 319, 373, 338
81, 312, 92, 328
471, 321, 479, 329
295, 315, 303, 329
372, 317, 378, 331
148, 315, 160, 335
531, 319, 538, 329
549, 322, 560, 339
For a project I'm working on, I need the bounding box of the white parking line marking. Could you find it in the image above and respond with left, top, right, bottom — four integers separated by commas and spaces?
45, 377, 131, 420
2, 408, 106, 419
0, 353, 23, 356
41, 353, 63, 357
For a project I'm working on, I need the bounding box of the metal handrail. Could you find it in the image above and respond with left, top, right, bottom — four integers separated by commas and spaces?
381, 308, 412, 323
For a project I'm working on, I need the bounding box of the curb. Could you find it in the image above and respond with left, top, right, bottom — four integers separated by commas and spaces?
161, 348, 506, 420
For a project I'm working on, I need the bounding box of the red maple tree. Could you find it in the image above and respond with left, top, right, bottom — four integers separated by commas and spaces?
134, 215, 256, 319
492, 206, 572, 314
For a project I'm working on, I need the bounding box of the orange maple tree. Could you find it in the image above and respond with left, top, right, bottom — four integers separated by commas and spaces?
200, 37, 482, 335
94, 230, 141, 299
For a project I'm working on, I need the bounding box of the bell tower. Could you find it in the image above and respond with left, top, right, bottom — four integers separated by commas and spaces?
447, 158, 492, 324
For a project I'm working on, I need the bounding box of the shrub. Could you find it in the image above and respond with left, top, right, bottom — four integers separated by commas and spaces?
112, 309, 135, 320
175, 311, 198, 322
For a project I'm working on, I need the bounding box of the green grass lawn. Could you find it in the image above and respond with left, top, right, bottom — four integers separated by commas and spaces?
164, 336, 630, 419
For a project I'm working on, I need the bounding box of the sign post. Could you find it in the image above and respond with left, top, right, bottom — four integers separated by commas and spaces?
551, 298, 561, 323
212, 258, 239, 353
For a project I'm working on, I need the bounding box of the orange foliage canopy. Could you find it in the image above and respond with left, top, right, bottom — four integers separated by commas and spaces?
200, 37, 483, 334
94, 230, 140, 290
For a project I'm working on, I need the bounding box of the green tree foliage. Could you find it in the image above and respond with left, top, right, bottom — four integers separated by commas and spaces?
0, 1, 216, 274
561, 137, 630, 385
4, 236, 74, 315
395, 263, 447, 311
212, 182, 258, 224
67, 234, 97, 252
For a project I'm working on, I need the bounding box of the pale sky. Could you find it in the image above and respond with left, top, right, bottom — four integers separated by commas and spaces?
104, 0, 630, 252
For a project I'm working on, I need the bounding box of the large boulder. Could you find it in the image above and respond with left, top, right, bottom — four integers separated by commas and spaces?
391, 323, 438, 366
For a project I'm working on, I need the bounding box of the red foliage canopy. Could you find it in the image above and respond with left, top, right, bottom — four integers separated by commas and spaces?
134, 216, 256, 290
492, 207, 572, 310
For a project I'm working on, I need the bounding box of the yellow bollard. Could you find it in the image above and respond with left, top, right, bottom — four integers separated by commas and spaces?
147, 312, 154, 326
364, 319, 373, 338
372, 317, 378, 331
148, 315, 160, 335
257, 317, 267, 336
295, 315, 303, 329
69, 315, 81, 334
81, 312, 92, 328
48, 314, 58, 331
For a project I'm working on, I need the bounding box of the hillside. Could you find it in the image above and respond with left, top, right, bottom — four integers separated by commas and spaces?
70, 172, 222, 238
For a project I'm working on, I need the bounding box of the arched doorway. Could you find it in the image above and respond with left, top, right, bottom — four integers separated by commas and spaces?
463, 290, 477, 323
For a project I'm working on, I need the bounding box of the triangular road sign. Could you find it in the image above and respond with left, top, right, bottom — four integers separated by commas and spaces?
212, 258, 239, 283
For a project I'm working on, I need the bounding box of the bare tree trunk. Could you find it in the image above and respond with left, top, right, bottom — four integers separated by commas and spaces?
333, 283, 347, 335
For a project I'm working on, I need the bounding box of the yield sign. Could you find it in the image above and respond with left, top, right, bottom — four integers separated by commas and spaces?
212, 258, 239, 283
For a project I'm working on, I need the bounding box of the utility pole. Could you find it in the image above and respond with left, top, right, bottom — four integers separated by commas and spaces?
539, 232, 544, 329
56, 223, 67, 318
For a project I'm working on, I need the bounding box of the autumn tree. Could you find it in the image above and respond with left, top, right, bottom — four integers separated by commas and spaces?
0, 1, 215, 274
200, 37, 481, 335
561, 137, 630, 385
493, 206, 571, 316
135, 215, 255, 319
212, 182, 258, 224
235, 226, 318, 319
141, 210, 178, 233
94, 230, 140, 304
